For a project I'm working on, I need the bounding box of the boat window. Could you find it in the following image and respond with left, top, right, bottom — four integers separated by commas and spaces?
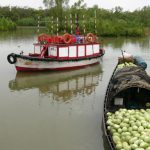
78, 46, 85, 57
48, 46, 57, 56
34, 45, 41, 54
114, 98, 123, 105
86, 45, 93, 56
59, 47, 68, 57
93, 44, 100, 54
69, 46, 77, 57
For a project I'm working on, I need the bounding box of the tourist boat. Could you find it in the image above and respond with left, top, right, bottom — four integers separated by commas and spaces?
102, 53, 150, 150
7, 31, 105, 71
9, 64, 102, 101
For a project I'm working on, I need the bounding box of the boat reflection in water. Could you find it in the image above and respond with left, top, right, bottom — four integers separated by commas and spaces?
9, 64, 103, 101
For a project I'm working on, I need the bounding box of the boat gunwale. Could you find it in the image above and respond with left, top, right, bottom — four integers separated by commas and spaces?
103, 62, 118, 150
14, 53, 104, 62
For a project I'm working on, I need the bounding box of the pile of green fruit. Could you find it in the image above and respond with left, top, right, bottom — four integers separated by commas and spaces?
106, 108, 150, 150
117, 62, 137, 69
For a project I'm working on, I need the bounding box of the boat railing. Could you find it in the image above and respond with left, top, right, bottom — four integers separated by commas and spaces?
37, 33, 98, 45
104, 62, 118, 111
103, 62, 119, 150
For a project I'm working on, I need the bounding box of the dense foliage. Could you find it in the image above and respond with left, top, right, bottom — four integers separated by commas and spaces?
0, 3, 150, 36
0, 17, 16, 31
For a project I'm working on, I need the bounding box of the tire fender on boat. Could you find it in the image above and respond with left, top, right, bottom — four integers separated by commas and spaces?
7, 53, 17, 64
63, 33, 72, 44
85, 33, 96, 43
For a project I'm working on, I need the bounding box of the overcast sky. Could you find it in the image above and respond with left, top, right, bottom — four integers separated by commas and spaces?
0, 0, 150, 11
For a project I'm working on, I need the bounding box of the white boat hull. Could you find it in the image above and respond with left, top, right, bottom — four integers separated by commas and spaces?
15, 57, 101, 71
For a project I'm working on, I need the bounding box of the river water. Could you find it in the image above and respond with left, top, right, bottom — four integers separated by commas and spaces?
0, 28, 150, 150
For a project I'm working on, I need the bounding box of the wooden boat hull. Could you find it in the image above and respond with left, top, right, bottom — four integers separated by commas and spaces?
14, 54, 103, 71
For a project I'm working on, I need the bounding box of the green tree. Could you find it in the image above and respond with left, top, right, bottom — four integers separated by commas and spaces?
43, 0, 69, 29
72, 0, 86, 9
43, 0, 55, 9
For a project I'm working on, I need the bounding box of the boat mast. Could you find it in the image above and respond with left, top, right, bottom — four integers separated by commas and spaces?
37, 16, 40, 33
83, 14, 86, 35
121, 49, 126, 66
70, 14, 73, 34
51, 16, 54, 35
56, 17, 59, 36
75, 14, 80, 35
64, 15, 67, 33
94, 10, 97, 35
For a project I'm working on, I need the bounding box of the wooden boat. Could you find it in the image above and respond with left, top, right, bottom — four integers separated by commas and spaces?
7, 13, 105, 71
7, 32, 104, 71
103, 54, 150, 150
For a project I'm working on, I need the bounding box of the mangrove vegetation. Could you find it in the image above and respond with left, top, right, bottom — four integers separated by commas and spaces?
0, 18, 16, 31
0, 0, 150, 36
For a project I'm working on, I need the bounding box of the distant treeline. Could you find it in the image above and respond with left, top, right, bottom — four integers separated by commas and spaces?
0, 5, 150, 37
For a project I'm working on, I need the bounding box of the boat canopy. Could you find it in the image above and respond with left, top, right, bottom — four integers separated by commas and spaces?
110, 66, 150, 97
106, 66, 150, 111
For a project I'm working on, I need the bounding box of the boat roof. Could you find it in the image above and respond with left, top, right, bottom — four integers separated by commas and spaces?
33, 42, 100, 46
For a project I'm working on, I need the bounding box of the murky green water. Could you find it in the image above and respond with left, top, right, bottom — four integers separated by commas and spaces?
0, 28, 150, 150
